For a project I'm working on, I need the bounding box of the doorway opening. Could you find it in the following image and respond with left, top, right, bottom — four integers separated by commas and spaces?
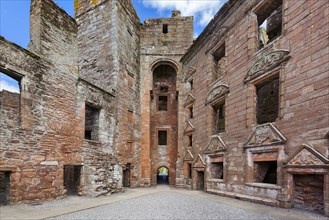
64, 165, 81, 195
157, 167, 169, 185
196, 171, 205, 190
0, 172, 10, 206
123, 164, 131, 187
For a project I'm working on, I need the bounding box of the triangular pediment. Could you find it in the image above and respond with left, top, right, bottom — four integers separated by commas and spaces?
204, 135, 227, 154
193, 154, 206, 168
184, 93, 195, 107
245, 123, 286, 148
285, 144, 329, 167
205, 84, 229, 105
184, 122, 195, 134
184, 149, 194, 161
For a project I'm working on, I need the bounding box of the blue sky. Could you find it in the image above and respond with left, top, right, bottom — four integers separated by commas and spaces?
0, 0, 227, 93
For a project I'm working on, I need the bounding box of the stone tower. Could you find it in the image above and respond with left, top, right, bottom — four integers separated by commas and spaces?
139, 11, 193, 186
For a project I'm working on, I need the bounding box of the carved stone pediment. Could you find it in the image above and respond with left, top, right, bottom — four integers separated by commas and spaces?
184, 122, 195, 134
205, 84, 229, 105
185, 66, 196, 81
244, 50, 290, 83
184, 93, 195, 107
193, 154, 206, 168
184, 149, 194, 161
245, 123, 286, 148
284, 144, 329, 167
204, 135, 227, 154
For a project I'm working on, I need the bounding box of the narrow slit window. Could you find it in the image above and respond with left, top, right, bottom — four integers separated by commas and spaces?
213, 102, 225, 134
163, 24, 168, 34
188, 135, 193, 147
158, 131, 167, 145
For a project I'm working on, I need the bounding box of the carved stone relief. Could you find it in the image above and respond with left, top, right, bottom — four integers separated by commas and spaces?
285, 144, 329, 167
184, 121, 195, 134
205, 84, 229, 105
244, 50, 290, 83
184, 93, 195, 107
204, 135, 227, 154
245, 123, 286, 148
193, 154, 206, 168
184, 149, 194, 161
184, 66, 196, 81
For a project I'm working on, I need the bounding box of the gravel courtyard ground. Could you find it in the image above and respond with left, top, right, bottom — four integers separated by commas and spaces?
1, 186, 327, 220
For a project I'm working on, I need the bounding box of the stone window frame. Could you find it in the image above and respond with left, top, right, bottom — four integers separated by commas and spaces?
211, 41, 226, 82
246, 66, 285, 128
205, 84, 229, 136
206, 153, 225, 183
252, 0, 284, 51
157, 130, 168, 146
158, 95, 168, 111
245, 145, 284, 189
84, 102, 101, 141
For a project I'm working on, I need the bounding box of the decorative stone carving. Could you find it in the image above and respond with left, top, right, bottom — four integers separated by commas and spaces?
193, 154, 206, 168
184, 122, 195, 134
244, 50, 290, 83
245, 123, 286, 148
285, 144, 329, 167
185, 66, 196, 81
184, 149, 194, 161
184, 93, 195, 107
205, 84, 229, 105
204, 135, 227, 154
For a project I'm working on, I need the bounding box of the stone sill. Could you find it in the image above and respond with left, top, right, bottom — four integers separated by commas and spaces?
84, 139, 101, 144
245, 182, 281, 190
207, 179, 224, 183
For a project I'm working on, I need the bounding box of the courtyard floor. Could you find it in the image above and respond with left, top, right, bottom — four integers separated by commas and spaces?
0, 185, 327, 220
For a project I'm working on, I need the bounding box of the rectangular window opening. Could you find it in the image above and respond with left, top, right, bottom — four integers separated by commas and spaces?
188, 163, 192, 178
213, 102, 225, 134
257, 0, 282, 49
158, 96, 168, 111
253, 161, 277, 184
189, 106, 193, 119
212, 43, 226, 80
85, 104, 100, 141
189, 79, 194, 90
158, 131, 167, 145
163, 24, 168, 34
256, 76, 279, 124
211, 162, 224, 179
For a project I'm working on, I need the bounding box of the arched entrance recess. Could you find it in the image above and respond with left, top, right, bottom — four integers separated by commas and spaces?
157, 167, 169, 185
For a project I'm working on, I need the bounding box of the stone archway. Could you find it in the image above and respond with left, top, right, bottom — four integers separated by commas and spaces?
157, 167, 169, 185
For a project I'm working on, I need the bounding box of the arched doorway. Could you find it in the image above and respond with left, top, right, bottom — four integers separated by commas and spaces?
157, 167, 169, 185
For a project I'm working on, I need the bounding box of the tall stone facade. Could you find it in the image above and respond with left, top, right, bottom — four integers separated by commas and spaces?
0, 0, 328, 216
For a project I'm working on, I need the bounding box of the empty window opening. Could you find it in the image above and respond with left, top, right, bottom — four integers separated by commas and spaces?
158, 131, 167, 145
0, 172, 10, 206
188, 135, 193, 147
160, 86, 168, 93
0, 72, 21, 119
293, 175, 324, 213
256, 77, 279, 124
211, 162, 224, 179
158, 96, 168, 111
162, 24, 168, 34
213, 102, 225, 134
257, 0, 282, 49
157, 167, 169, 185
212, 43, 226, 80
189, 106, 193, 118
64, 166, 81, 195
85, 104, 100, 140
253, 161, 277, 184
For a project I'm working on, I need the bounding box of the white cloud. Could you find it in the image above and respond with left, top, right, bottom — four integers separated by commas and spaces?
0, 80, 20, 93
142, 0, 224, 26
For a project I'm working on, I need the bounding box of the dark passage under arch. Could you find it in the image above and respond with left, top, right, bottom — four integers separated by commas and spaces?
157, 167, 169, 185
